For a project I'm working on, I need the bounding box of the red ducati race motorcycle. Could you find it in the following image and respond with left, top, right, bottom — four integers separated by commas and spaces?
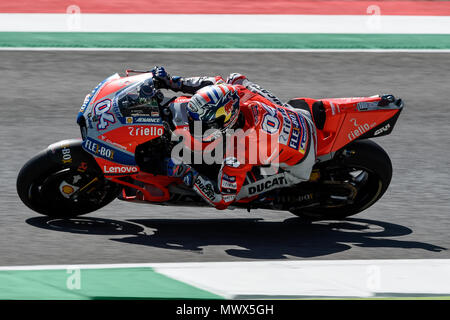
17, 70, 404, 221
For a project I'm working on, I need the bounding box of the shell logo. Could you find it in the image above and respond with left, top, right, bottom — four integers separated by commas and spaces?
62, 185, 75, 195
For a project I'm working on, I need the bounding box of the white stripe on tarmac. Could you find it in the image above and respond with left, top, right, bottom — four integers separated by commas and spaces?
152, 260, 450, 299
0, 263, 157, 271
1, 13, 450, 34
1, 48, 450, 53
0, 259, 449, 299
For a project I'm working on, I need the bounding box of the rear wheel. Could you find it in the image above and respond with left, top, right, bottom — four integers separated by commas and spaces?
17, 144, 121, 218
290, 139, 392, 220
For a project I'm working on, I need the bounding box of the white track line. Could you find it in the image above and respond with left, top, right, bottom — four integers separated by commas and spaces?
1, 259, 449, 270
0, 263, 156, 271
1, 14, 449, 34
151, 260, 450, 299
0, 48, 450, 53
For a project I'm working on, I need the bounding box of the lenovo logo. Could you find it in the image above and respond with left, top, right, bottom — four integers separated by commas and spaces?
104, 166, 138, 174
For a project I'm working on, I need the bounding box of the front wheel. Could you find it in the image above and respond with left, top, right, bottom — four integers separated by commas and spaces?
291, 139, 392, 220
17, 140, 121, 218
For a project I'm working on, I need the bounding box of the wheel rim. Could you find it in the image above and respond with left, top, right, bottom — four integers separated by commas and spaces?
303, 164, 384, 216
344, 167, 383, 211
29, 167, 116, 216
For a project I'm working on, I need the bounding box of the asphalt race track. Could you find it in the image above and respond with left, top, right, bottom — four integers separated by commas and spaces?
0, 51, 449, 266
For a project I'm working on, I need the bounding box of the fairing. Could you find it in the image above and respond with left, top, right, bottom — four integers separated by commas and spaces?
76, 73, 165, 177
292, 96, 404, 158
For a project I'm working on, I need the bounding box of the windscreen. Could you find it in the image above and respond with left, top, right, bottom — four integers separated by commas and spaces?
116, 77, 160, 117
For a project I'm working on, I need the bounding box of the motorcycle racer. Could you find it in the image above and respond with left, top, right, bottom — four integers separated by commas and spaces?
17, 64, 403, 219
152, 66, 317, 210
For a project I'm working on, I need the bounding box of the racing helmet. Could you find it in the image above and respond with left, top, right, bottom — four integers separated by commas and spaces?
187, 84, 240, 142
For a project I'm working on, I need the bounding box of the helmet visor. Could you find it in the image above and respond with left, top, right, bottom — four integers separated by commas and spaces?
188, 115, 226, 142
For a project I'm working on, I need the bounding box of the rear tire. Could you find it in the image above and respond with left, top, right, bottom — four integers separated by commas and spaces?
17, 143, 120, 218
291, 139, 392, 220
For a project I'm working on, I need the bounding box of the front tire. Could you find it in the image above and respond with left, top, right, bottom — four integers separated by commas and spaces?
291, 139, 392, 220
17, 141, 120, 218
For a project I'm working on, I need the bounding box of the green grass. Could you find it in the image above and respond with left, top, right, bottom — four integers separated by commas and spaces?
0, 32, 449, 49
0, 268, 224, 300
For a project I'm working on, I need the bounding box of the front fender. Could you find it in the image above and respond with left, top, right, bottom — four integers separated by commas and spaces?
46, 139, 102, 174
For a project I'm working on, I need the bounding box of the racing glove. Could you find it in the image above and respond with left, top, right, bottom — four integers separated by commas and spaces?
151, 66, 182, 91
150, 66, 216, 94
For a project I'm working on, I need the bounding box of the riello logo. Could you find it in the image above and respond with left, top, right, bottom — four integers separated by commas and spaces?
348, 123, 370, 141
